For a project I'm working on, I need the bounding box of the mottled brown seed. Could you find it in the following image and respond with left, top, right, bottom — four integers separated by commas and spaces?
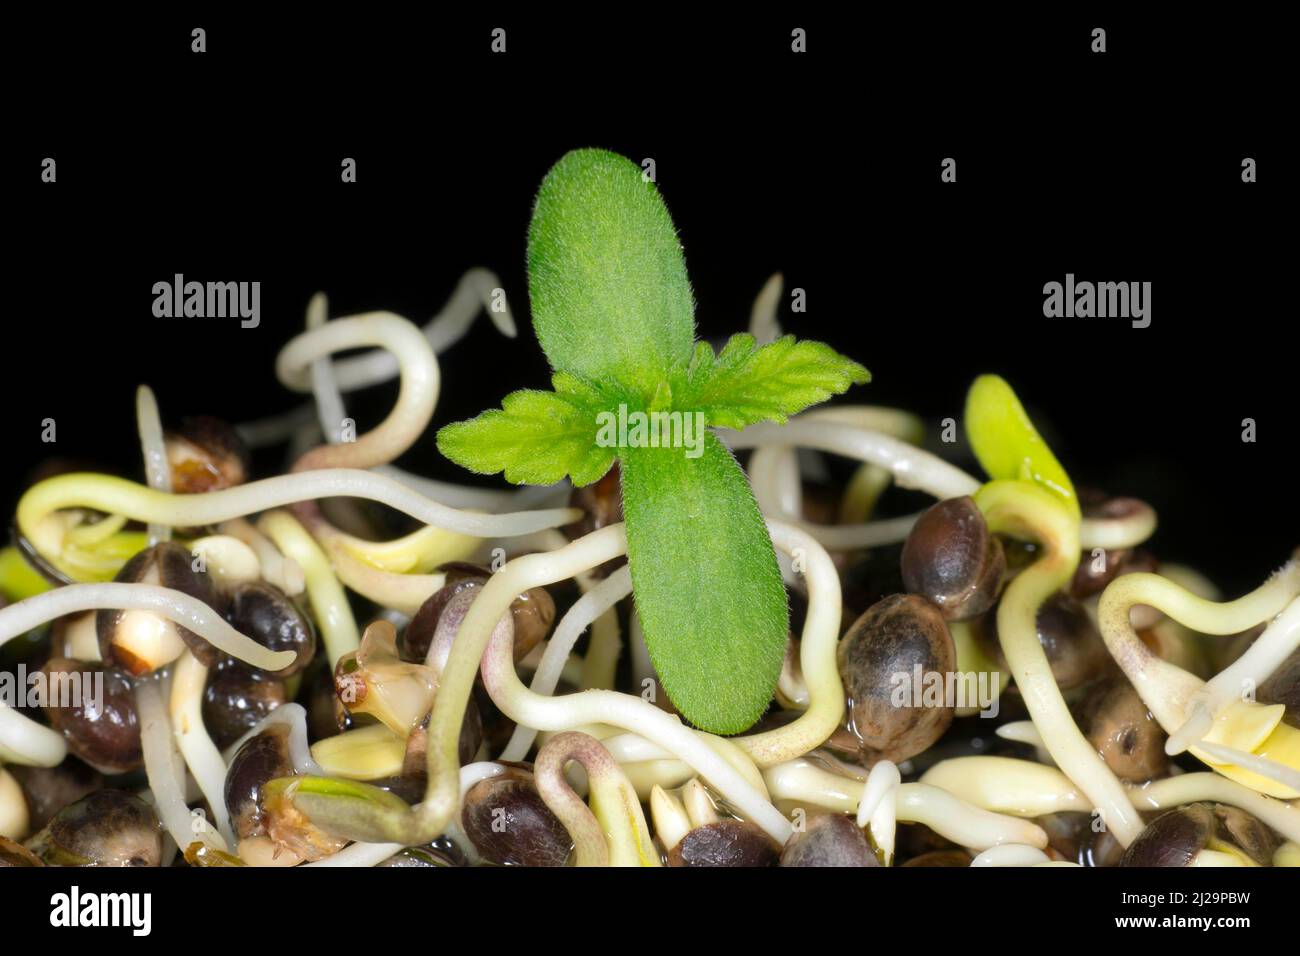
1071, 546, 1158, 600
1077, 676, 1168, 781
1119, 803, 1275, 867
27, 790, 162, 867
1120, 805, 1209, 867
461, 768, 572, 867
838, 594, 956, 763
1215, 804, 1280, 866
668, 820, 781, 867
780, 813, 880, 867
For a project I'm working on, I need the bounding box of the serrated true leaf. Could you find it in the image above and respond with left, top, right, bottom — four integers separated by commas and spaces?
682, 333, 871, 430
527, 149, 696, 397
435, 376, 616, 487
619, 433, 789, 734
964, 374, 1079, 516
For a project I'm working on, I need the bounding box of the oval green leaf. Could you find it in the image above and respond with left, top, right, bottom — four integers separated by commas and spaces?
964, 374, 1079, 517
527, 149, 696, 396
619, 434, 789, 734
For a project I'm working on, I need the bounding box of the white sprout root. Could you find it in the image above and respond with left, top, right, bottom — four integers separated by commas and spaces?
237, 268, 512, 449
170, 650, 236, 848
1171, 596, 1300, 755
1097, 562, 1300, 796
762, 757, 1047, 851
471, 525, 793, 842
137, 676, 226, 854
135, 384, 172, 546
736, 522, 845, 766
0, 583, 293, 766
18, 470, 581, 570
500, 565, 633, 762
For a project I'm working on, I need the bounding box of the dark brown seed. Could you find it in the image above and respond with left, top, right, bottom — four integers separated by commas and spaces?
1077, 676, 1168, 781
222, 581, 316, 677
838, 594, 956, 763
474, 685, 518, 757
461, 768, 571, 866
564, 465, 623, 541
402, 575, 486, 662
1036, 811, 1123, 867
1118, 804, 1273, 867
41, 658, 142, 774
401, 697, 483, 789
27, 790, 162, 867
1121, 805, 1209, 867
667, 820, 781, 867
979, 592, 1109, 691
901, 497, 1005, 621
1071, 547, 1158, 600
97, 541, 223, 671
202, 664, 288, 750
1215, 804, 1280, 866
224, 725, 294, 841
901, 849, 973, 867
780, 813, 880, 867
405, 567, 554, 666
164, 415, 250, 494
7, 760, 104, 833
378, 838, 466, 867
509, 585, 556, 662
305, 660, 353, 742
1259, 647, 1300, 727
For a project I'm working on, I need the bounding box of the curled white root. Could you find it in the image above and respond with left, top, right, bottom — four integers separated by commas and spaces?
500, 565, 633, 762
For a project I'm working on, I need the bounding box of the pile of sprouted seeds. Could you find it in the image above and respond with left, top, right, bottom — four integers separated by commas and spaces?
2, 151, 1299, 869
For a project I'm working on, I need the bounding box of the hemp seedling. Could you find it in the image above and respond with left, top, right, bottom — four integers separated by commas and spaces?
438, 149, 868, 733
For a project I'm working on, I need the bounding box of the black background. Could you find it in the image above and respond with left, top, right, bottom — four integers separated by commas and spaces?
1, 4, 1295, 934
6, 12, 1294, 589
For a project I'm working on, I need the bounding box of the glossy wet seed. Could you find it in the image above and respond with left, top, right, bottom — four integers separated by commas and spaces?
461, 767, 571, 867
901, 496, 1005, 621
40, 658, 142, 774
838, 594, 956, 764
